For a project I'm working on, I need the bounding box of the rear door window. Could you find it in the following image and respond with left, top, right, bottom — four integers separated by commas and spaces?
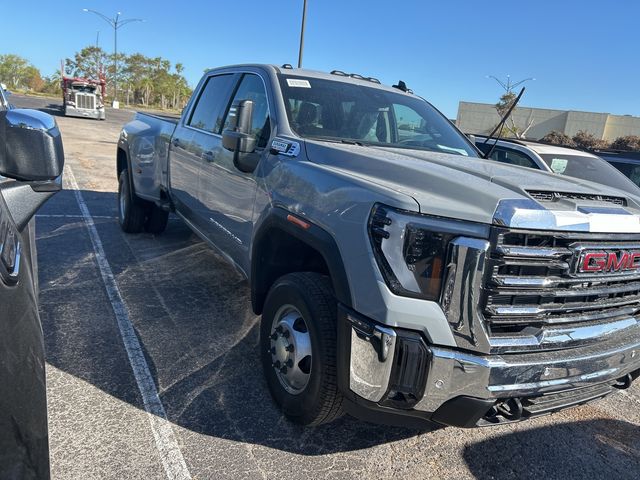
188, 74, 235, 133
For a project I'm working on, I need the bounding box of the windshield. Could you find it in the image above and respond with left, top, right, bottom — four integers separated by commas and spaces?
279, 75, 478, 157
539, 153, 640, 194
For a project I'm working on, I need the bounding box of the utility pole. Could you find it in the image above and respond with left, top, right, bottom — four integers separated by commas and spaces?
297, 0, 308, 68
96, 31, 100, 48
83, 9, 144, 108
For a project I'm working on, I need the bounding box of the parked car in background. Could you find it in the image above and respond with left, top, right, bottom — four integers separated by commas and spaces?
0, 83, 11, 110
473, 136, 640, 195
593, 150, 640, 188
117, 64, 640, 429
0, 107, 64, 478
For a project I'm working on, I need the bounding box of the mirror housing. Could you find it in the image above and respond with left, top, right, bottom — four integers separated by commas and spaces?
0, 109, 64, 181
222, 100, 259, 173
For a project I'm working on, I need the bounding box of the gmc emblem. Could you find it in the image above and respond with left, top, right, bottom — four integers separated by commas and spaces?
578, 250, 640, 274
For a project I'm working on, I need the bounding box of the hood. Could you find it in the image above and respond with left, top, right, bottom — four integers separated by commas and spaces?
304, 140, 640, 231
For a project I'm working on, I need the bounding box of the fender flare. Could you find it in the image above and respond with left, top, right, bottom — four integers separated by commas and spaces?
250, 207, 352, 314
117, 138, 134, 187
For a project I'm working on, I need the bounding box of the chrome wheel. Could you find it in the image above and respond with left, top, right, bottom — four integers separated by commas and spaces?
269, 305, 312, 395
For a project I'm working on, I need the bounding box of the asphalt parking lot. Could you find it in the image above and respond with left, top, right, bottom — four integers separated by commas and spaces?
13, 94, 640, 479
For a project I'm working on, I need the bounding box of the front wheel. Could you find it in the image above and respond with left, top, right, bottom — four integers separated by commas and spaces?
260, 272, 344, 426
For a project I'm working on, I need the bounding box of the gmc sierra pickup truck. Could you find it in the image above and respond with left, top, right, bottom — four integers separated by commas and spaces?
117, 64, 640, 428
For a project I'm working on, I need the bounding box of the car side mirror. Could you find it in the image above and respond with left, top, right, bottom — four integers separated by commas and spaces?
0, 109, 64, 181
222, 100, 259, 173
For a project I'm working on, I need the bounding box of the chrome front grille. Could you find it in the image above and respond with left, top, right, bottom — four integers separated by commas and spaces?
482, 228, 640, 351
75, 93, 96, 110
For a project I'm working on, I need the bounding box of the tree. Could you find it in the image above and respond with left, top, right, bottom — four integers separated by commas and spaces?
65, 46, 109, 84
494, 91, 534, 139
610, 136, 640, 152
572, 130, 609, 150
0, 54, 38, 89
540, 131, 576, 147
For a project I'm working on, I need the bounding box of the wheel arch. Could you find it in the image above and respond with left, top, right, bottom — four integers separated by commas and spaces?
251, 208, 352, 315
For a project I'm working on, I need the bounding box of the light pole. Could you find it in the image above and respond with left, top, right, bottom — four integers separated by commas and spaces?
297, 0, 308, 68
486, 75, 535, 93
83, 9, 144, 108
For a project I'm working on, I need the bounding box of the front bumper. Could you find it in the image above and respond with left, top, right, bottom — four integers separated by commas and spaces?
64, 105, 105, 120
337, 306, 640, 427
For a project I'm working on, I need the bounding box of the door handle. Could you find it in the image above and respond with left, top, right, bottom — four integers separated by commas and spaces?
202, 151, 216, 162
172, 138, 181, 148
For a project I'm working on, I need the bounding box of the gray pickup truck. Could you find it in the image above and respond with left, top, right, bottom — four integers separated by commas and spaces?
117, 64, 640, 428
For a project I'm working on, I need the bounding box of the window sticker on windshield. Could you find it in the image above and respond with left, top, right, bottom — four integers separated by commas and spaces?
287, 79, 311, 88
550, 158, 568, 174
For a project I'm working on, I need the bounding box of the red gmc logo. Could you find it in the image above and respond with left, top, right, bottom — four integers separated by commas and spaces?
579, 251, 640, 274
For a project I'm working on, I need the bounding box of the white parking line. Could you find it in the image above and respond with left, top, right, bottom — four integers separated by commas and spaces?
65, 166, 192, 480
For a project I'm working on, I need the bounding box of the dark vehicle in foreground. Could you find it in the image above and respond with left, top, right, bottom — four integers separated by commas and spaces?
117, 64, 640, 429
0, 107, 64, 478
474, 135, 640, 194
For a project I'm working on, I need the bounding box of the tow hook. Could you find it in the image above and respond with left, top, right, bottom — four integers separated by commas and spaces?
495, 398, 523, 421
613, 373, 633, 390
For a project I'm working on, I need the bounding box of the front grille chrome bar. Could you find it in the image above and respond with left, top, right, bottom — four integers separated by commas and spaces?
481, 228, 640, 352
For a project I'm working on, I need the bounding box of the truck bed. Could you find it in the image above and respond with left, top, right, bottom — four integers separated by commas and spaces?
121, 112, 179, 203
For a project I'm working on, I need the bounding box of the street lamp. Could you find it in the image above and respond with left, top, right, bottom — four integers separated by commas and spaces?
298, 0, 308, 68
83, 9, 144, 108
486, 75, 536, 93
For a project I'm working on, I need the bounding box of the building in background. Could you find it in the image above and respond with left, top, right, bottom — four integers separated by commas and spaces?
457, 102, 640, 140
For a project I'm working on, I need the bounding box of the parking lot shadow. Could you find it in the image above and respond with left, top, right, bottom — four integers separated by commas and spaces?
38, 189, 423, 456
463, 418, 640, 479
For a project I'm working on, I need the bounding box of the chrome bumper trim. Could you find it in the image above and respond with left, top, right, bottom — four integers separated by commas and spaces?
414, 333, 640, 412
348, 322, 397, 402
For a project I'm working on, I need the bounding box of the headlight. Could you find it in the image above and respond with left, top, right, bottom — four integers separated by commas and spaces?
368, 204, 488, 301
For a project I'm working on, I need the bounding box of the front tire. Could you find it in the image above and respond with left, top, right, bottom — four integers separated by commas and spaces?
260, 272, 344, 426
118, 168, 146, 233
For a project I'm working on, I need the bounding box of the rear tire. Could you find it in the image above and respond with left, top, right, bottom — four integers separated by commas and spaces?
260, 272, 344, 426
144, 205, 169, 234
118, 168, 146, 233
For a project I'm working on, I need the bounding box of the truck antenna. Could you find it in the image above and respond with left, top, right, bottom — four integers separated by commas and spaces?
481, 86, 525, 159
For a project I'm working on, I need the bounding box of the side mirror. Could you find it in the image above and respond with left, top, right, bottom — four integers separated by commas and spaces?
222, 100, 259, 173
0, 109, 64, 181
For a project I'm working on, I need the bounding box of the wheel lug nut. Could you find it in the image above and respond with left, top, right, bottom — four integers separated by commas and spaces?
286, 359, 294, 368
280, 366, 288, 374
275, 326, 283, 333
270, 333, 278, 340
273, 360, 281, 368
282, 330, 290, 339
285, 345, 294, 352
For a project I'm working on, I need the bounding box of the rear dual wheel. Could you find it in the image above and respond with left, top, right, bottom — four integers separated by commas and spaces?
117, 168, 168, 234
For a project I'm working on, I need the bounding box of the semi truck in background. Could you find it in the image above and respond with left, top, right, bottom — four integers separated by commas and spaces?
61, 61, 106, 120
